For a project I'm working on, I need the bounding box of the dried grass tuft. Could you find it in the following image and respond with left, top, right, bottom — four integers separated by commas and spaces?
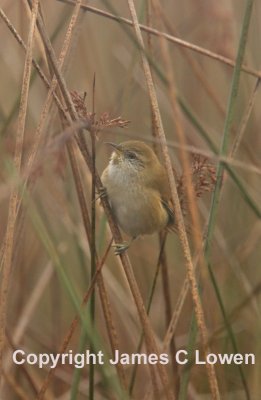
70, 90, 130, 130
177, 154, 217, 217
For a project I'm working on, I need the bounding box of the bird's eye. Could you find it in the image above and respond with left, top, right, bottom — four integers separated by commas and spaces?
126, 151, 137, 160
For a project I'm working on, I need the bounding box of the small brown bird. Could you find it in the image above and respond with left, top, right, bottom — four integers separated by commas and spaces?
101, 140, 174, 254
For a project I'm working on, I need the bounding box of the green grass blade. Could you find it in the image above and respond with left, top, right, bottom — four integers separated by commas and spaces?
205, 0, 255, 253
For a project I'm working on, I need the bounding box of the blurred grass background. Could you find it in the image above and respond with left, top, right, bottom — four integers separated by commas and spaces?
0, 0, 260, 399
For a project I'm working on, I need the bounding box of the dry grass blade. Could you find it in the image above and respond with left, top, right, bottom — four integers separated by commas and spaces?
0, 0, 40, 381
126, 0, 220, 398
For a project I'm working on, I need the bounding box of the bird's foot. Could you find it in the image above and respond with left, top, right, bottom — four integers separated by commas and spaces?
112, 241, 130, 255
95, 186, 107, 202
112, 237, 136, 255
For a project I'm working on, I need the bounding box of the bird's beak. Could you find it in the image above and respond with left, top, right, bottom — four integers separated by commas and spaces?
105, 142, 122, 154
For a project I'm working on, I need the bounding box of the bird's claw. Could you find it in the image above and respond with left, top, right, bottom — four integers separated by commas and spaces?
95, 186, 107, 202
112, 242, 130, 255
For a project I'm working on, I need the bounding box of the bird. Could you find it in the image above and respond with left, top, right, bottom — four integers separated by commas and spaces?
101, 140, 174, 254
